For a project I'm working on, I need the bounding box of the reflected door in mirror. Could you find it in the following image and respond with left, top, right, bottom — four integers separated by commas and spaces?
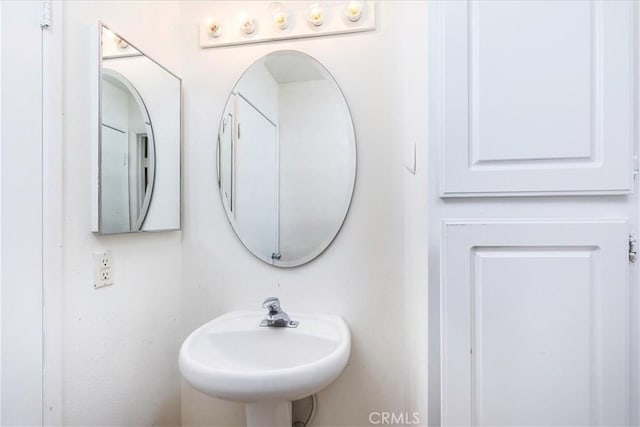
235, 95, 279, 259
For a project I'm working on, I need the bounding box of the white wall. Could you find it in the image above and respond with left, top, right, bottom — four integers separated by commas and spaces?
398, 2, 430, 423
179, 1, 406, 425
62, 2, 182, 425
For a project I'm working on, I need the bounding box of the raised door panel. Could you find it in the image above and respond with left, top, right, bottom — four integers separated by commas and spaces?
442, 221, 630, 426
440, 1, 634, 196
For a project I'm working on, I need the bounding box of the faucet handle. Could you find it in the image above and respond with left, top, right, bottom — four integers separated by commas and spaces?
262, 297, 281, 312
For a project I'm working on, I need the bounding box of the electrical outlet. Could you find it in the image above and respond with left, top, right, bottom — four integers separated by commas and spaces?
97, 252, 112, 268
94, 251, 114, 289
100, 269, 112, 281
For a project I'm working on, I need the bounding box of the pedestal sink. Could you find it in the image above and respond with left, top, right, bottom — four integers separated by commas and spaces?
179, 311, 351, 427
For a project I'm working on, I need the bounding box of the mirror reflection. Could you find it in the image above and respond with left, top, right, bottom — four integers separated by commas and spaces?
101, 68, 155, 233
97, 24, 181, 234
217, 51, 356, 267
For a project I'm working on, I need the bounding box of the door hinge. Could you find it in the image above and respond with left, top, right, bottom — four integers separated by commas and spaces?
271, 252, 281, 260
237, 123, 241, 139
41, 0, 52, 29
629, 233, 637, 263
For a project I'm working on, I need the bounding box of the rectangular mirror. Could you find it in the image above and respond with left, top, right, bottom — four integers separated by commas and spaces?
93, 23, 181, 234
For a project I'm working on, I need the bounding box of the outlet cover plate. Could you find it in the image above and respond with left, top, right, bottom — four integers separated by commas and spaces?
94, 251, 114, 288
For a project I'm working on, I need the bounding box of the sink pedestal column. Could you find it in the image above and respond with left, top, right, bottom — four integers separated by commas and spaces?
245, 400, 292, 427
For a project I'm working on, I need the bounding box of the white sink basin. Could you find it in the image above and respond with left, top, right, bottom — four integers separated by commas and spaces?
179, 310, 351, 426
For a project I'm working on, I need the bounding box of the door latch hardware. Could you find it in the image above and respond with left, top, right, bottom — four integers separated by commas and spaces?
629, 233, 637, 263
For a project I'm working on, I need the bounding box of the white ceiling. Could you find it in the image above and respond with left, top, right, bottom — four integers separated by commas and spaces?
263, 52, 326, 84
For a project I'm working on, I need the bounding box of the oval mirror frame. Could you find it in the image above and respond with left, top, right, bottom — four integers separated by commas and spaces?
216, 50, 356, 268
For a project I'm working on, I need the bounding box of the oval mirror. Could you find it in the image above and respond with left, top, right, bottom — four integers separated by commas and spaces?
100, 67, 156, 233
217, 50, 356, 267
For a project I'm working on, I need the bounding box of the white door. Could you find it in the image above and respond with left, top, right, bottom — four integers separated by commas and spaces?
442, 220, 629, 426
439, 0, 634, 197
234, 95, 278, 261
1, 1, 44, 424
428, 1, 639, 426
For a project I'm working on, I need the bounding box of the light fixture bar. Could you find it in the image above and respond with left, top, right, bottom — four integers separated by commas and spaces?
199, 1, 376, 49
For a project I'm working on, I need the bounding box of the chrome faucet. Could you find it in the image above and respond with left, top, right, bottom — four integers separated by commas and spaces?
260, 297, 298, 328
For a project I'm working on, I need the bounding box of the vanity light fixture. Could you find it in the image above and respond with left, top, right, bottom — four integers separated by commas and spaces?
307, 2, 325, 27
240, 16, 257, 35
344, 1, 364, 22
206, 18, 222, 38
198, 1, 376, 49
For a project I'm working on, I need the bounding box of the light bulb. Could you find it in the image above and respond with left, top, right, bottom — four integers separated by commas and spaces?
345, 1, 363, 22
240, 17, 256, 35
307, 3, 324, 27
206, 19, 222, 38
269, 2, 289, 30
273, 11, 288, 30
